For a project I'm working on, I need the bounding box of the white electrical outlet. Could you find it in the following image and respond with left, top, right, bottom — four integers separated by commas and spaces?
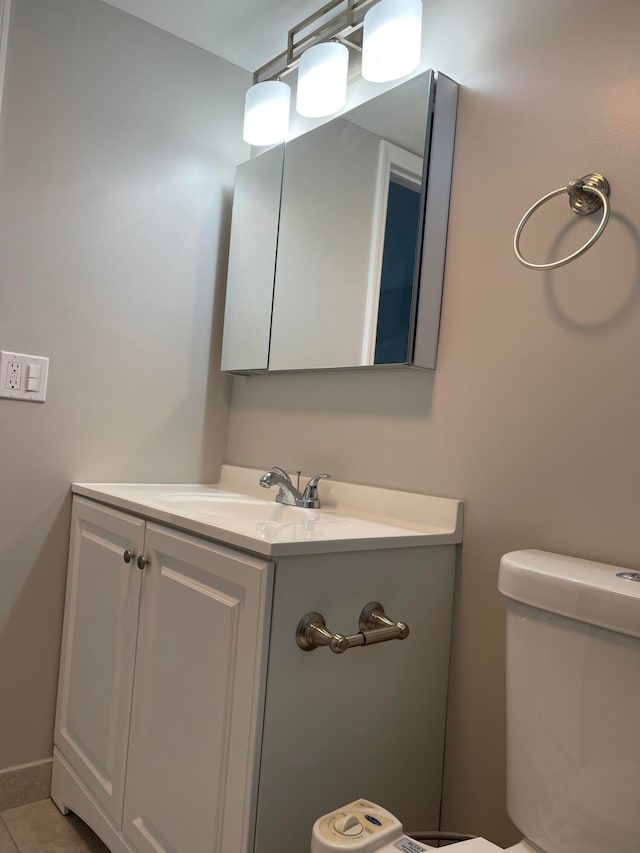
6, 361, 21, 390
0, 350, 49, 402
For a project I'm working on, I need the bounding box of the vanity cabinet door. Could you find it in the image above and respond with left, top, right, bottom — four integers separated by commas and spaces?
54, 498, 145, 828
122, 523, 272, 853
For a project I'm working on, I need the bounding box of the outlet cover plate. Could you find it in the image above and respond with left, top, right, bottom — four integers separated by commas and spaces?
0, 350, 49, 402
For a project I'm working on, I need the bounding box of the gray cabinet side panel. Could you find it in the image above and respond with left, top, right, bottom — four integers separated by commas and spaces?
255, 545, 456, 852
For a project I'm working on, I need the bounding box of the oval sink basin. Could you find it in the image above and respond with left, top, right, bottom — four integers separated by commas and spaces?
153, 490, 337, 524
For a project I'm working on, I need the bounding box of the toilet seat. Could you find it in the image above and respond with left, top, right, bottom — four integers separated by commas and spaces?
437, 838, 539, 852
429, 840, 502, 851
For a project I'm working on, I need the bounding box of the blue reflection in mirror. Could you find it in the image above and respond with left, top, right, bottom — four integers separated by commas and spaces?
374, 178, 421, 364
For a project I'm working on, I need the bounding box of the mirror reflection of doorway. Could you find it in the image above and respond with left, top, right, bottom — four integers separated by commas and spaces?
374, 177, 421, 364
362, 139, 423, 365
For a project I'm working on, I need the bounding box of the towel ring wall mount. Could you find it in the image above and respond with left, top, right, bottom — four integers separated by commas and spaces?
514, 173, 611, 271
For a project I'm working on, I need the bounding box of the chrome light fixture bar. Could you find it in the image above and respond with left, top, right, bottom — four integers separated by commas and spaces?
252, 0, 378, 86
242, 0, 422, 144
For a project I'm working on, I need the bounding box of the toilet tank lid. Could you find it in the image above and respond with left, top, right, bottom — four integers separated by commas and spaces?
498, 549, 640, 639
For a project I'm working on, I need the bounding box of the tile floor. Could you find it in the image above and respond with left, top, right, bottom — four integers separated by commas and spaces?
0, 799, 108, 852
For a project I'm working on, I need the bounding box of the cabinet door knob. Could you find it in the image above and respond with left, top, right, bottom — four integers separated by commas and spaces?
123, 549, 135, 564
136, 555, 150, 571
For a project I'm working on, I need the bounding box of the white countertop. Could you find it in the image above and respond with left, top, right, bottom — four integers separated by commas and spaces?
73, 465, 463, 557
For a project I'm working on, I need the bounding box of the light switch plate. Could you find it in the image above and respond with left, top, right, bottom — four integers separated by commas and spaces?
0, 350, 49, 402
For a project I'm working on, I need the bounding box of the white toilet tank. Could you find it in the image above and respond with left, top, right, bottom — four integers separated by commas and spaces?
498, 550, 640, 853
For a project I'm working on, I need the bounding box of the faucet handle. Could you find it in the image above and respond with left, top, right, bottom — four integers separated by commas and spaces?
306, 473, 330, 488
301, 473, 331, 509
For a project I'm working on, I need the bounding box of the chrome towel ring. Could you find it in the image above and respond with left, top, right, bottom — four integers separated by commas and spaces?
514, 173, 611, 270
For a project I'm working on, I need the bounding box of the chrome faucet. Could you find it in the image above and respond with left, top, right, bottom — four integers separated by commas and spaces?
259, 467, 330, 509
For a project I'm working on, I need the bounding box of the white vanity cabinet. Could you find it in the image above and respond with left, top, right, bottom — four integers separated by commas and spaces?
53, 497, 272, 853
52, 473, 462, 853
54, 500, 145, 829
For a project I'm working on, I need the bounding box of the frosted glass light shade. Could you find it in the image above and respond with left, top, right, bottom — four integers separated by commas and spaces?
362, 0, 422, 82
296, 42, 349, 118
243, 80, 291, 146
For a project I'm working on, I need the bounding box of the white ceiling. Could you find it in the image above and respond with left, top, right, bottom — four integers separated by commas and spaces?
100, 0, 324, 72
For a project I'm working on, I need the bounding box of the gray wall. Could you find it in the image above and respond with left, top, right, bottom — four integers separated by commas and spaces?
0, 0, 248, 769
226, 0, 640, 844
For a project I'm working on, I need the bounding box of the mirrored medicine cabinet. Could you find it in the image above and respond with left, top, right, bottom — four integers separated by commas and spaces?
221, 70, 458, 374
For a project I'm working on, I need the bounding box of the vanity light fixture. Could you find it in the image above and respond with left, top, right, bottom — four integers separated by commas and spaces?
242, 79, 291, 146
361, 0, 422, 82
242, 0, 423, 142
296, 42, 349, 118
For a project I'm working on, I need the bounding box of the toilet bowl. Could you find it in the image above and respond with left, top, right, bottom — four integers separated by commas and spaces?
312, 550, 640, 853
